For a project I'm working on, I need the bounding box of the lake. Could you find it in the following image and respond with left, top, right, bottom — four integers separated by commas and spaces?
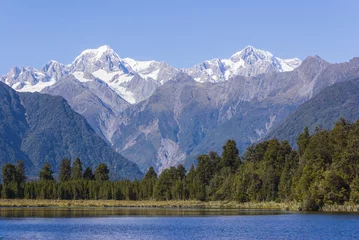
0, 208, 358, 239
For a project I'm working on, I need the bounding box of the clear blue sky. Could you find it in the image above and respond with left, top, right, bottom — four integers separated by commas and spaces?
1, 0, 358, 74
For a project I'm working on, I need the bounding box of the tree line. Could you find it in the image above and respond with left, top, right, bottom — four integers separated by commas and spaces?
1, 118, 359, 210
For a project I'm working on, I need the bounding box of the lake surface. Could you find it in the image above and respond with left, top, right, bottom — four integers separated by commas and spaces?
0, 208, 358, 239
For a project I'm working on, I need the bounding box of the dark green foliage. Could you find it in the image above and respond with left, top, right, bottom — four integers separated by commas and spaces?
94, 163, 109, 181
39, 162, 54, 181
0, 82, 142, 181
15, 161, 26, 184
269, 78, 359, 147
2, 118, 359, 211
72, 158, 83, 180
140, 166, 157, 200
221, 140, 240, 172
83, 167, 94, 180
1, 161, 27, 198
2, 164, 17, 185
58, 159, 71, 182
297, 127, 310, 157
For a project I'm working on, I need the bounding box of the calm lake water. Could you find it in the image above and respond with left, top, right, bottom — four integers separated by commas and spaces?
0, 208, 358, 239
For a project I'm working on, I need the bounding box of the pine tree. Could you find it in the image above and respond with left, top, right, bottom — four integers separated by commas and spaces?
176, 164, 186, 181
141, 166, 158, 200
72, 158, 83, 180
94, 163, 109, 181
221, 140, 240, 172
2, 164, 17, 184
297, 127, 310, 157
39, 162, 54, 181
83, 166, 94, 180
58, 159, 71, 182
16, 161, 26, 183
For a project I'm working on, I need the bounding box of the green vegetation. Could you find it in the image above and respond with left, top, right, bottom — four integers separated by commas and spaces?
1, 118, 359, 211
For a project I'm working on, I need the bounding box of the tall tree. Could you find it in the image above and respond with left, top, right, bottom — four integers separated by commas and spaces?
72, 158, 83, 180
176, 164, 186, 181
141, 166, 157, 199
83, 166, 94, 180
1, 164, 18, 199
58, 159, 71, 182
221, 139, 240, 172
15, 161, 26, 184
94, 163, 109, 181
297, 127, 310, 157
39, 162, 54, 181
144, 166, 157, 179
2, 164, 17, 185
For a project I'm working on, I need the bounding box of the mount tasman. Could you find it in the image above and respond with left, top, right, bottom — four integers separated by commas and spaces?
2, 45, 358, 176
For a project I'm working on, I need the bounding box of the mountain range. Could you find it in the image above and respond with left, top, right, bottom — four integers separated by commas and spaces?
1, 45, 359, 174
0, 82, 142, 180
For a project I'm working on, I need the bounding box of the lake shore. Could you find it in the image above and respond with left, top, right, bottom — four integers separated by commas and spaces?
0, 199, 358, 212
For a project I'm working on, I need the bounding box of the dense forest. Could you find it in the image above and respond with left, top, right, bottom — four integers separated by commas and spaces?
1, 118, 359, 210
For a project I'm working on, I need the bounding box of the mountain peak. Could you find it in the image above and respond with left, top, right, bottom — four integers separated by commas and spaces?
300, 55, 328, 67
73, 45, 119, 63
69, 45, 124, 73
231, 45, 274, 64
97, 45, 112, 52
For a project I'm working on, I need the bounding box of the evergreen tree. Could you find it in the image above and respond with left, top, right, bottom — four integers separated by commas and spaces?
1, 164, 18, 199
15, 161, 26, 198
221, 140, 240, 172
297, 127, 310, 157
176, 164, 186, 181
39, 162, 54, 181
185, 165, 197, 200
58, 159, 71, 182
83, 166, 94, 180
72, 158, 83, 180
15, 161, 26, 183
141, 166, 157, 200
2, 164, 17, 184
94, 163, 109, 181
4, 117, 359, 208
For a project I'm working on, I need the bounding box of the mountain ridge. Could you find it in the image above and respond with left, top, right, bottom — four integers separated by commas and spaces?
1, 45, 301, 104
0, 82, 142, 180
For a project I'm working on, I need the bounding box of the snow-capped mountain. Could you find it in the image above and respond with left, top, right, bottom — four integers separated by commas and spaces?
184, 46, 302, 83
0, 66, 56, 92
123, 58, 179, 84
3, 45, 359, 175
0, 45, 301, 104
69, 45, 174, 103
0, 45, 178, 104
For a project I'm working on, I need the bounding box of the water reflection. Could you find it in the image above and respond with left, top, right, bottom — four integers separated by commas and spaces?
0, 207, 287, 218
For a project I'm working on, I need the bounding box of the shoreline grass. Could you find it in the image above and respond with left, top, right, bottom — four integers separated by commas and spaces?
0, 199, 358, 212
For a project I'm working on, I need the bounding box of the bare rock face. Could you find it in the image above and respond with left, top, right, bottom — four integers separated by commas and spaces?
111, 57, 359, 173
1, 45, 300, 103
4, 45, 359, 174
0, 82, 142, 180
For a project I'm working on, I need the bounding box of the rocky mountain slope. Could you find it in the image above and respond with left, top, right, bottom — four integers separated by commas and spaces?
268, 77, 359, 146
0, 82, 142, 180
2, 45, 359, 174
111, 56, 359, 172
1, 45, 300, 104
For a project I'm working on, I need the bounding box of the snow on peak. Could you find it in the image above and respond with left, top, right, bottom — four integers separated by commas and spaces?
2, 44, 302, 104
185, 46, 302, 83
231, 45, 274, 63
122, 58, 179, 83
72, 45, 120, 64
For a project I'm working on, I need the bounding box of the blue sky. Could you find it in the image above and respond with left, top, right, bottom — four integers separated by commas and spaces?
0, 0, 358, 74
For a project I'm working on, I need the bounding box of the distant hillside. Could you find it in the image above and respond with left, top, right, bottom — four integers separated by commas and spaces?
0, 82, 142, 180
268, 78, 359, 145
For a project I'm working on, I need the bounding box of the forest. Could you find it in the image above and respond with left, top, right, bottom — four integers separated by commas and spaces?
1, 118, 359, 211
